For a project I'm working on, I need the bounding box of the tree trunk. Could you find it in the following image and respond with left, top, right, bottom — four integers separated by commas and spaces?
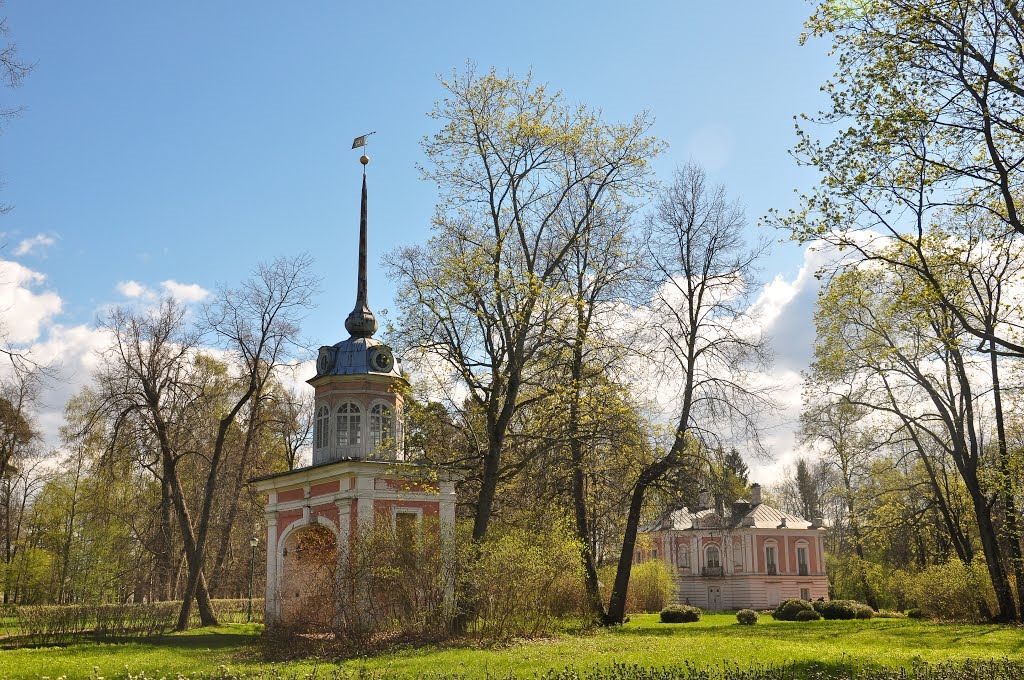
989, 342, 1023, 618
605, 479, 649, 624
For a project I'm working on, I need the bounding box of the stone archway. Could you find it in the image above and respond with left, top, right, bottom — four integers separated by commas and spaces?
279, 523, 337, 631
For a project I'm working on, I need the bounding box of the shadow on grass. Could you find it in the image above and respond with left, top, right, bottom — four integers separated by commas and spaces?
0, 624, 262, 652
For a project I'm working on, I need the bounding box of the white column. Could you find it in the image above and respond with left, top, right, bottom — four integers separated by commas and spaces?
264, 512, 279, 625
784, 534, 790, 574
335, 502, 352, 628
355, 476, 375, 532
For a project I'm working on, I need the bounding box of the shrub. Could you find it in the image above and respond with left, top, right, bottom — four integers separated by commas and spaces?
894, 559, 995, 622
772, 598, 814, 621
795, 608, 822, 621
813, 599, 857, 620
853, 602, 874, 619
660, 604, 701, 623
622, 560, 677, 613
736, 609, 758, 625
908, 607, 925, 619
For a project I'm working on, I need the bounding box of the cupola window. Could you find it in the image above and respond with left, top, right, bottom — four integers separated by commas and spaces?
314, 405, 330, 449
370, 403, 393, 449
336, 402, 362, 447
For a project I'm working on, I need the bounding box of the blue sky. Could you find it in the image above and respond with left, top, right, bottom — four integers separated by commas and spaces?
0, 2, 839, 478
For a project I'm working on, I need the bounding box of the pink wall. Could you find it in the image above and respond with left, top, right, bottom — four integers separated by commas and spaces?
310, 480, 340, 497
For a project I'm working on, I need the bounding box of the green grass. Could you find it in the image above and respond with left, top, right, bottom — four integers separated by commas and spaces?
3, 614, 1024, 679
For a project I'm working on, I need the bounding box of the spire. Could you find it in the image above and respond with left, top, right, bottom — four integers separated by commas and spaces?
345, 155, 378, 338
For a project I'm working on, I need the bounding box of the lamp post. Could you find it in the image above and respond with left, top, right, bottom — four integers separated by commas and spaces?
247, 536, 259, 623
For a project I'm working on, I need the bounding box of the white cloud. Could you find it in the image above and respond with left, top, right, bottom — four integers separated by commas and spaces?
115, 279, 210, 305
0, 259, 62, 343
160, 280, 210, 304
116, 279, 151, 299
13, 233, 57, 257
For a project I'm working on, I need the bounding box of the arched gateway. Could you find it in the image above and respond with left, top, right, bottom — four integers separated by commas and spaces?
250, 150, 456, 630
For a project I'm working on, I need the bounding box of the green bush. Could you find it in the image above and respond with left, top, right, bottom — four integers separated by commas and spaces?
795, 608, 822, 621
812, 599, 857, 620
853, 602, 874, 619
907, 607, 925, 619
892, 559, 995, 622
659, 604, 701, 623
623, 560, 677, 613
772, 598, 814, 621
736, 608, 758, 625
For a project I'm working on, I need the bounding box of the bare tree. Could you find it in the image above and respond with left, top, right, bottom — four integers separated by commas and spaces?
604, 163, 773, 624
94, 255, 317, 629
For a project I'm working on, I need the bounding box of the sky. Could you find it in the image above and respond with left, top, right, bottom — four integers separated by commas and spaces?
0, 2, 839, 483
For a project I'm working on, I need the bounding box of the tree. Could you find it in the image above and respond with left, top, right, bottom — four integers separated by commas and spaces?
94, 255, 317, 629
388, 66, 659, 545
813, 259, 1018, 620
603, 163, 772, 624
781, 0, 1024, 357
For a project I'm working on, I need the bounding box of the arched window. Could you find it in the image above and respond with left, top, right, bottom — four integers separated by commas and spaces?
336, 402, 361, 447
705, 545, 721, 569
370, 403, 393, 448
314, 405, 330, 449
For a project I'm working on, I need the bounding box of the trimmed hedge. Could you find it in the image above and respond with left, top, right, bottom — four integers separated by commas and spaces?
736, 609, 759, 625
812, 599, 874, 620
660, 604, 702, 623
795, 609, 822, 621
772, 598, 814, 621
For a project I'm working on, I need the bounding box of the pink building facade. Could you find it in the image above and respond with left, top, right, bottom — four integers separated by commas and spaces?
638, 484, 828, 610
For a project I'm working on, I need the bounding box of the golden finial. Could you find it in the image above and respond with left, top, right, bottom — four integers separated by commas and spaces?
360, 154, 370, 165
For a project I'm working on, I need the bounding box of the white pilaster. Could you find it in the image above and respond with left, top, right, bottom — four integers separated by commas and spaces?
264, 512, 279, 625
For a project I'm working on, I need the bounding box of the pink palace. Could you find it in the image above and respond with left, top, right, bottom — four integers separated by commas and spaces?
637, 484, 828, 610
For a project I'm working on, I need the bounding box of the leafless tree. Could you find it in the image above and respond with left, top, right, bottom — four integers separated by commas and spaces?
604, 163, 773, 624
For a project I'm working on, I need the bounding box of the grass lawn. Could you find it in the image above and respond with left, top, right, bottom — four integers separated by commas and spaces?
3, 614, 1024, 679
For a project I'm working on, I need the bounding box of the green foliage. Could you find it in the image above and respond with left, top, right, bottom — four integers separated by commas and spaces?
795, 609, 822, 622
907, 608, 925, 619
773, 598, 815, 621
623, 560, 676, 614
659, 604, 701, 623
890, 560, 995, 622
465, 520, 589, 638
736, 609, 758, 625
813, 599, 859, 620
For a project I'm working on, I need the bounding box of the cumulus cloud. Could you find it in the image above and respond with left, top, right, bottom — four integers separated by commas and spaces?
116, 280, 150, 299
160, 280, 210, 303
0, 259, 62, 343
114, 279, 210, 304
13, 233, 57, 257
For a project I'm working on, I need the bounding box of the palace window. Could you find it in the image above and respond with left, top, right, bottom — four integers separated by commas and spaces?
677, 545, 689, 567
766, 545, 778, 575
315, 405, 330, 449
705, 545, 721, 569
370, 403, 393, 448
797, 545, 809, 576
336, 402, 362, 447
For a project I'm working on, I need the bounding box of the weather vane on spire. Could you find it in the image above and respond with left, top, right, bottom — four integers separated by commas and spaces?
345, 132, 378, 338
351, 131, 375, 170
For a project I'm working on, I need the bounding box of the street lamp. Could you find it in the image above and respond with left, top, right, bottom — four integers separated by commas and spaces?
247, 536, 259, 623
